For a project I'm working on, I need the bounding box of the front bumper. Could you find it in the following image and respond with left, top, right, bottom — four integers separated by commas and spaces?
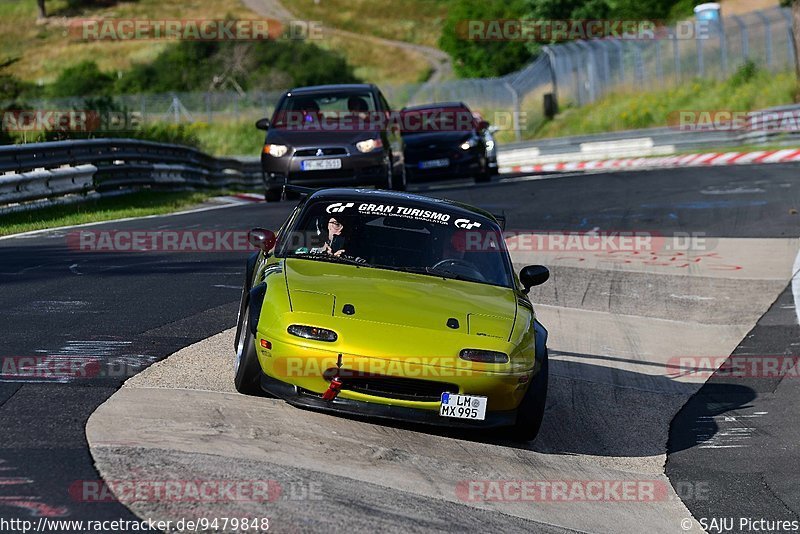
404, 149, 484, 181
262, 150, 387, 187
260, 372, 518, 428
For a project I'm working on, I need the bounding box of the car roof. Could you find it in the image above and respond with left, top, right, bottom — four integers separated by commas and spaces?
305, 188, 499, 224
403, 102, 469, 111
287, 84, 377, 95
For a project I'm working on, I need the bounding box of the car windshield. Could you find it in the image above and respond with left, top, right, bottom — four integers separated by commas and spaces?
400, 106, 476, 133
277, 199, 513, 287
272, 91, 378, 128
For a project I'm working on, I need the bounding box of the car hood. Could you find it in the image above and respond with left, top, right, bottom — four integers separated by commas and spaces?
402, 131, 472, 148
267, 128, 382, 148
283, 258, 516, 339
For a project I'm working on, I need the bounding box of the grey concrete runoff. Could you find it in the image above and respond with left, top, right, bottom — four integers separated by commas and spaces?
87, 237, 800, 533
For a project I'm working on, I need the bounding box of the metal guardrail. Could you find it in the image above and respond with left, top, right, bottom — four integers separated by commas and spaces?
497, 103, 800, 168
0, 139, 263, 208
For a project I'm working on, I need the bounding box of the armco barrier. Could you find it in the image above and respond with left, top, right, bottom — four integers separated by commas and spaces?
497, 103, 800, 171
0, 139, 263, 209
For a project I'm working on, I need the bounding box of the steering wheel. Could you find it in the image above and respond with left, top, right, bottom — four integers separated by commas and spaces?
430, 258, 486, 282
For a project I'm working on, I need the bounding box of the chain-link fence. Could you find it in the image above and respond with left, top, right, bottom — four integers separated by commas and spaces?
4, 6, 795, 145
547, 6, 794, 108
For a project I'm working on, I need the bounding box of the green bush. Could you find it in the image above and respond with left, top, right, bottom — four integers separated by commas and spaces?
439, 0, 531, 78
728, 60, 758, 88
115, 38, 360, 94
130, 123, 204, 149
48, 60, 115, 98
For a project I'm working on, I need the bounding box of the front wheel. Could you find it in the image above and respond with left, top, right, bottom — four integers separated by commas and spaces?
391, 161, 407, 191
265, 187, 282, 202
508, 350, 549, 441
234, 302, 263, 395
474, 159, 491, 183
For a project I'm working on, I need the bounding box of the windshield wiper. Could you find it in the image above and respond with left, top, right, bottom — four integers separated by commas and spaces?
288, 252, 370, 267
376, 265, 480, 283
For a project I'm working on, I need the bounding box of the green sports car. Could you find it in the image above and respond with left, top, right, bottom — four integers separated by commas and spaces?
234, 188, 550, 440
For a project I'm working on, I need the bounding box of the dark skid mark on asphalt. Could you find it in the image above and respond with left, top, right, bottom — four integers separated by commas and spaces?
0, 165, 798, 524
0, 202, 293, 525
666, 283, 800, 526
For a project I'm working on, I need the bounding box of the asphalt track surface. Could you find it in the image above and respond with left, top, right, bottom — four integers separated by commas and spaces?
1, 165, 799, 532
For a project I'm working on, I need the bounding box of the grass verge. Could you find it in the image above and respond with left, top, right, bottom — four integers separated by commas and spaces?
0, 190, 230, 237
288, 0, 449, 49
528, 67, 797, 140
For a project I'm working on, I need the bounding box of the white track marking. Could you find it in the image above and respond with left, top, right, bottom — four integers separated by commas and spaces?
0, 199, 261, 242
793, 247, 800, 325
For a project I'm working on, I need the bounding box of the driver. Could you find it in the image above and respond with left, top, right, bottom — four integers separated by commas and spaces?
311, 216, 348, 256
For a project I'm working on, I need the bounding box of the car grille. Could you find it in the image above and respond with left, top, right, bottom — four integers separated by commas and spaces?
294, 147, 348, 157
331, 370, 458, 402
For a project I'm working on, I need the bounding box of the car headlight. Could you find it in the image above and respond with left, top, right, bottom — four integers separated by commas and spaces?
459, 349, 509, 364
264, 144, 289, 157
460, 137, 479, 150
356, 138, 383, 153
287, 324, 338, 342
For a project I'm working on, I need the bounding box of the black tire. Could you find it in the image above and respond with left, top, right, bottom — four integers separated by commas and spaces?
509, 350, 549, 441
265, 187, 281, 202
474, 160, 491, 183
234, 302, 263, 395
391, 161, 407, 191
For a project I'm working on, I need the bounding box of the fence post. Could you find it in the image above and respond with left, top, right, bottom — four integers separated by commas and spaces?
696, 23, 705, 78
600, 41, 611, 88
719, 17, 728, 75
655, 39, 664, 88
576, 41, 597, 103
503, 81, 521, 142
541, 46, 560, 104
755, 11, 773, 69
781, 8, 795, 68
672, 32, 681, 83
632, 42, 645, 87
732, 15, 749, 61
612, 39, 625, 84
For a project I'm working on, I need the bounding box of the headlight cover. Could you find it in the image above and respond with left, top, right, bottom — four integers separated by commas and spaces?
264, 144, 289, 157
460, 137, 479, 150
356, 138, 383, 153
287, 324, 338, 342
459, 349, 509, 364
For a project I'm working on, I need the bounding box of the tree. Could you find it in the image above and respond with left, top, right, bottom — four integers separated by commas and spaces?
439, 0, 531, 78
794, 0, 800, 101
36, 0, 46, 18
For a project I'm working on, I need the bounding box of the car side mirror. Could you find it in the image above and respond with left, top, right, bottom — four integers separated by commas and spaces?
520, 265, 549, 293
248, 227, 276, 253
255, 118, 270, 130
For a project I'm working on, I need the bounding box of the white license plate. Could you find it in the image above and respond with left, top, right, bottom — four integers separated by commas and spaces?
419, 158, 449, 169
440, 393, 487, 420
302, 158, 342, 171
